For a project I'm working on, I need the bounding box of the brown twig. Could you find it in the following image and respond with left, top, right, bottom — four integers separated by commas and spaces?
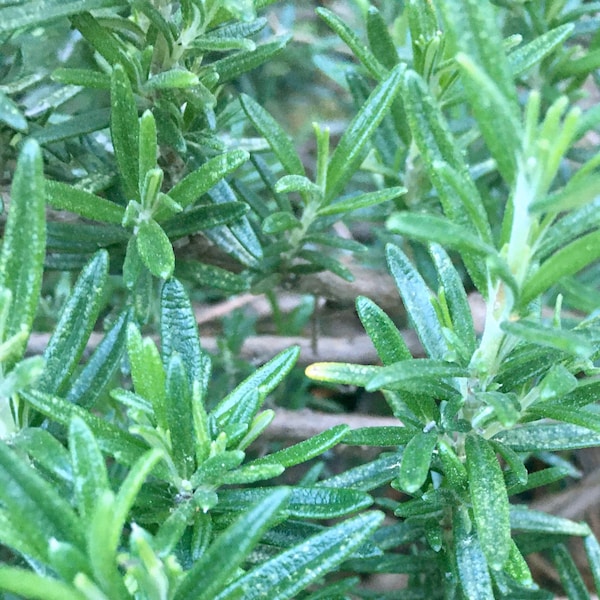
25, 331, 422, 365
262, 408, 399, 442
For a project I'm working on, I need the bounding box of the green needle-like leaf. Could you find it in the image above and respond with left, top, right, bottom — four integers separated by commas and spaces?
45, 181, 125, 225
211, 346, 299, 423
174, 488, 291, 600
453, 508, 494, 600
318, 187, 406, 217
0, 139, 45, 360
215, 511, 384, 600
509, 24, 574, 77
165, 354, 196, 478
161, 278, 211, 393
326, 64, 404, 202
126, 323, 167, 429
66, 309, 131, 408
356, 296, 412, 364
366, 359, 467, 392
439, 0, 520, 183
69, 417, 109, 524
398, 432, 437, 493
0, 91, 27, 132
430, 244, 476, 358
240, 94, 304, 176
0, 442, 84, 561
386, 244, 447, 360
522, 229, 600, 305
136, 220, 175, 279
213, 37, 290, 83
317, 8, 387, 81
21, 389, 149, 468
465, 435, 511, 570
166, 150, 249, 211
37, 250, 109, 396
0, 566, 86, 600
0, 0, 126, 32
250, 425, 349, 468
110, 63, 139, 201
217, 486, 372, 519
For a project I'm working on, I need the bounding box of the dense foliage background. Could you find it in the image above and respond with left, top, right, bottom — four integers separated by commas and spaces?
2, 0, 600, 598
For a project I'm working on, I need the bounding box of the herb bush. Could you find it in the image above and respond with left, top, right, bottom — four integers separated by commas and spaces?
1, 0, 600, 598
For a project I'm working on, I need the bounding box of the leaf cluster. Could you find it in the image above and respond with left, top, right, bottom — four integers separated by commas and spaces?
1, 0, 600, 599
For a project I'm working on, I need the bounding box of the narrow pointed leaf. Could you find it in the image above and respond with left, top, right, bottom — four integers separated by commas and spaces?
453, 510, 494, 600
0, 566, 86, 600
366, 359, 467, 392
138, 110, 157, 191
240, 94, 304, 176
69, 416, 109, 524
317, 8, 386, 80
161, 278, 210, 391
45, 181, 125, 225
111, 448, 164, 549
250, 425, 349, 468
66, 309, 131, 408
552, 544, 591, 600
584, 534, 600, 594
386, 244, 447, 359
87, 491, 131, 600
367, 6, 399, 70
326, 64, 404, 202
356, 296, 412, 364
110, 63, 139, 200
439, 0, 519, 182
162, 202, 249, 238
176, 260, 249, 293
207, 180, 263, 261
52, 67, 111, 89
144, 69, 199, 90
398, 432, 437, 493
217, 486, 372, 519
387, 214, 515, 294
305, 362, 380, 387
167, 150, 250, 210
174, 489, 290, 600
215, 511, 384, 600
0, 91, 27, 131
0, 0, 126, 32
37, 251, 109, 396
262, 211, 301, 234
430, 244, 476, 357
211, 346, 299, 422
454, 53, 520, 183
510, 508, 590, 537
0, 442, 84, 558
165, 354, 195, 478
21, 389, 149, 468
318, 187, 406, 216
494, 423, 600, 451
465, 434, 511, 570
136, 220, 174, 279
501, 320, 594, 358
522, 229, 600, 305
509, 24, 574, 77
0, 139, 45, 358
13, 428, 72, 485
318, 452, 404, 493
387, 212, 495, 261
126, 324, 167, 429
213, 37, 290, 82
528, 405, 600, 435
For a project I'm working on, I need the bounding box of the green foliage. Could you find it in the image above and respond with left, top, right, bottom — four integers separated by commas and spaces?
0, 0, 600, 598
